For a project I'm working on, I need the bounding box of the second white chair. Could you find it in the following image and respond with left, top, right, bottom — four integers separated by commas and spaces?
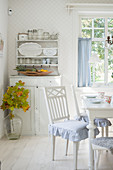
71, 85, 111, 137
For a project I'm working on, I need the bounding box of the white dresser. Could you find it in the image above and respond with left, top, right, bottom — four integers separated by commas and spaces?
10, 75, 61, 135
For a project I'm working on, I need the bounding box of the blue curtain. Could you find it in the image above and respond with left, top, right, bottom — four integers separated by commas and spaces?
78, 38, 92, 87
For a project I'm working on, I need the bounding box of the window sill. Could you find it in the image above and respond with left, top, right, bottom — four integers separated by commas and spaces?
76, 86, 113, 94
77, 82, 113, 89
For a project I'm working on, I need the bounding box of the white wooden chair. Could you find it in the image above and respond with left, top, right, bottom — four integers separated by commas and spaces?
71, 85, 111, 137
44, 86, 89, 170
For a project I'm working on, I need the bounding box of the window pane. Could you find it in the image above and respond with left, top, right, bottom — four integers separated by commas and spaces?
81, 18, 92, 28
91, 41, 105, 82
108, 49, 113, 83
108, 18, 113, 28
95, 62, 104, 82
108, 29, 113, 35
82, 29, 92, 38
90, 65, 93, 83
94, 29, 105, 38
92, 42, 105, 59
94, 18, 105, 28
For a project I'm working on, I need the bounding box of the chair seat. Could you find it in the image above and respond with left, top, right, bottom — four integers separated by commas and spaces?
92, 137, 113, 154
49, 120, 99, 142
76, 115, 111, 127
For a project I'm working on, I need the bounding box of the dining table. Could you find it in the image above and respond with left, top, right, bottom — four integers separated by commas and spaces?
83, 96, 113, 170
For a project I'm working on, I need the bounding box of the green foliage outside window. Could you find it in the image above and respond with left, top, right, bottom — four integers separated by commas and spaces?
81, 18, 92, 28
94, 18, 105, 28
108, 18, 113, 27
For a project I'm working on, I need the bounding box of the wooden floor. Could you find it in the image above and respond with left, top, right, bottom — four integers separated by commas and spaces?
0, 136, 113, 170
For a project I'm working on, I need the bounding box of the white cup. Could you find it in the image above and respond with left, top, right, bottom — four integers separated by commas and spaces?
46, 58, 50, 64
19, 58, 23, 64
31, 59, 35, 64
42, 59, 46, 64
22, 58, 25, 64
26, 58, 29, 64
98, 92, 105, 99
37, 29, 43, 36
110, 96, 113, 105
36, 59, 41, 64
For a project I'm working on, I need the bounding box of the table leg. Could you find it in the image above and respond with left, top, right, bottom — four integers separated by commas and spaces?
87, 119, 95, 170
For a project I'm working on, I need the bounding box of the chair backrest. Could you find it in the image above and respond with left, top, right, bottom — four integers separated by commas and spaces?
71, 85, 81, 117
44, 86, 70, 124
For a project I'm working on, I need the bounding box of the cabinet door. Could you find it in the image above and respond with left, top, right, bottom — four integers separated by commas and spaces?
36, 87, 49, 135
15, 86, 35, 135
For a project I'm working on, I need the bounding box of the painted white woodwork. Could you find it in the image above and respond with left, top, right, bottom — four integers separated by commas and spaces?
10, 75, 61, 135
35, 87, 51, 135
66, 3, 113, 14
15, 86, 35, 135
83, 98, 113, 170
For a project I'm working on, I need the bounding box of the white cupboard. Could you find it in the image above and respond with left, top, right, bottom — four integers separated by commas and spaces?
10, 76, 61, 135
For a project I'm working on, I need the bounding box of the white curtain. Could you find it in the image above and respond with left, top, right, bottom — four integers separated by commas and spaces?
78, 38, 92, 87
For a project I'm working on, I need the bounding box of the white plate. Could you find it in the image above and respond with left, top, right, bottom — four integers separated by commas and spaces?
85, 94, 98, 98
89, 98, 103, 104
19, 43, 42, 56
43, 49, 57, 56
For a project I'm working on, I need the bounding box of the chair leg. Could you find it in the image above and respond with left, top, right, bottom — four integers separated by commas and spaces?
97, 150, 101, 168
105, 126, 109, 152
101, 127, 104, 137
94, 150, 101, 170
94, 150, 97, 170
105, 126, 108, 137
94, 150, 96, 170
51, 135, 55, 161
65, 139, 69, 156
73, 142, 79, 170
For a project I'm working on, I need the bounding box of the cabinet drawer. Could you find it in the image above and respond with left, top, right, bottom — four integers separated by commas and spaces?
45, 79, 61, 86
10, 78, 41, 86
10, 76, 61, 87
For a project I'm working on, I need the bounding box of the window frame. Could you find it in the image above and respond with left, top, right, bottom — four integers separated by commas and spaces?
79, 15, 113, 86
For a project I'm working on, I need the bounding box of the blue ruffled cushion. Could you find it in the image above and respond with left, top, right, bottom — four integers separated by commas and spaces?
76, 115, 111, 127
92, 137, 113, 154
49, 120, 99, 142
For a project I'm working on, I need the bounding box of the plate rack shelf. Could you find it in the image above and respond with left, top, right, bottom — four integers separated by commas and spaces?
16, 37, 59, 67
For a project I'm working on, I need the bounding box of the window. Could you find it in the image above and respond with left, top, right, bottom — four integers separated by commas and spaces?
80, 17, 113, 84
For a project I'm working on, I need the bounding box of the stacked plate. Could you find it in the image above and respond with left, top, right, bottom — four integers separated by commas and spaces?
84, 94, 98, 98
88, 98, 104, 104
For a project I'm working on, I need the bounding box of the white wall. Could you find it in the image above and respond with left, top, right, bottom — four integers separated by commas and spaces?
0, 0, 8, 138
